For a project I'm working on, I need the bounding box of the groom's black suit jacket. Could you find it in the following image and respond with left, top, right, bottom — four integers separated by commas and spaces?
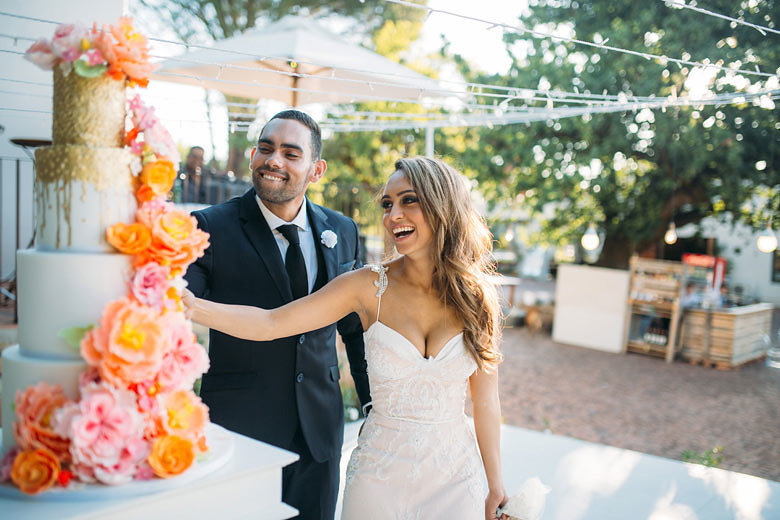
185, 189, 371, 462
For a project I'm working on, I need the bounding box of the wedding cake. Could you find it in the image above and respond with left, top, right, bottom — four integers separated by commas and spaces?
1, 19, 214, 495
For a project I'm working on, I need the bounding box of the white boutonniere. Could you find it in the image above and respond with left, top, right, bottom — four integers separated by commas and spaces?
321, 230, 338, 248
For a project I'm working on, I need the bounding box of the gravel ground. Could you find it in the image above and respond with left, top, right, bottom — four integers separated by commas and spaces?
493, 327, 780, 481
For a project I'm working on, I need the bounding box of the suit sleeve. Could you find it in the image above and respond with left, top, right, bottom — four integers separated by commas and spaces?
337, 219, 371, 411
184, 211, 212, 299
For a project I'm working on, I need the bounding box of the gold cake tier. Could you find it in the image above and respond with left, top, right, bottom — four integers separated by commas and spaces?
35, 145, 135, 190
53, 68, 126, 147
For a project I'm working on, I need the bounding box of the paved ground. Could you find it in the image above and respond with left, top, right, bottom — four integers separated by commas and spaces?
492, 326, 780, 482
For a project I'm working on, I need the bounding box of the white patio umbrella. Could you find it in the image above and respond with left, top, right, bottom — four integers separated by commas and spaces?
152, 15, 441, 107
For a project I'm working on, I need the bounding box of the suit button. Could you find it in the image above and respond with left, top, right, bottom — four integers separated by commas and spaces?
296, 372, 304, 383
299, 335, 305, 344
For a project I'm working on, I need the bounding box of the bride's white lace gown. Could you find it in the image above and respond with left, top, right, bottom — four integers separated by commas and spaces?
341, 265, 484, 519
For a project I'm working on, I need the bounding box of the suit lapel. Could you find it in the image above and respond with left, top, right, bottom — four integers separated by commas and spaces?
307, 199, 338, 282
238, 190, 293, 302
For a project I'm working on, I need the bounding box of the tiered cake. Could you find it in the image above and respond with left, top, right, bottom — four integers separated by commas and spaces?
1, 19, 213, 495
1, 67, 136, 452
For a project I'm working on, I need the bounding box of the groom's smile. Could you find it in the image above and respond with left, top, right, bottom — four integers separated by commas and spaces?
257, 168, 288, 183
250, 118, 326, 214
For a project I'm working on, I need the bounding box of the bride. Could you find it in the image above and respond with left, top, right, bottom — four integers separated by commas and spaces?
184, 156, 509, 519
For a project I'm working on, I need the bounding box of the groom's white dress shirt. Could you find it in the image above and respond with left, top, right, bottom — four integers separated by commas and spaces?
256, 195, 318, 294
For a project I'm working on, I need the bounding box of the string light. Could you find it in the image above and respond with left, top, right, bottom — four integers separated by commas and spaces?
581, 224, 600, 251
0, 11, 775, 114
757, 222, 778, 253
660, 0, 780, 36
381, 0, 777, 78
664, 222, 678, 245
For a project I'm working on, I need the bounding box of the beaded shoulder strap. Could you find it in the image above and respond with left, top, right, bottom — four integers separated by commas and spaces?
368, 264, 388, 320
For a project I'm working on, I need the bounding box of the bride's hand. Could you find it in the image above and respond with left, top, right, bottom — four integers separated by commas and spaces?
182, 288, 197, 320
485, 487, 509, 520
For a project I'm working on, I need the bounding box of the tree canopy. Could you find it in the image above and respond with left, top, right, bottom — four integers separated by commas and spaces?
439, 0, 778, 268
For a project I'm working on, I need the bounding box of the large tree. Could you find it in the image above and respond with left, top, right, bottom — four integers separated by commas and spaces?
442, 0, 779, 268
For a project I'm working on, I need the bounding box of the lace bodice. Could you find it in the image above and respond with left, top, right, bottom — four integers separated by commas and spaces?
342, 265, 485, 517
363, 264, 477, 423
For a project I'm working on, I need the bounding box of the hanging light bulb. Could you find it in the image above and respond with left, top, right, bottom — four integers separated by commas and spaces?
664, 222, 678, 245
504, 226, 515, 242
581, 224, 600, 251
757, 223, 778, 253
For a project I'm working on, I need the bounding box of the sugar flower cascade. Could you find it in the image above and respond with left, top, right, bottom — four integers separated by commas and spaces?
1, 18, 211, 495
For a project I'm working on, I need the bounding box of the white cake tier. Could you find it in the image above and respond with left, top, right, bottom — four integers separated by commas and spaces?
35, 145, 136, 252
17, 249, 132, 360
1, 345, 87, 451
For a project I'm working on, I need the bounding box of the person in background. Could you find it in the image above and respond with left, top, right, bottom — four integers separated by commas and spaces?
681, 281, 702, 309
717, 282, 731, 308
177, 146, 219, 204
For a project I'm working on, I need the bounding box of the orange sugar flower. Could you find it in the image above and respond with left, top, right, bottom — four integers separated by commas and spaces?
140, 159, 176, 197
136, 184, 157, 205
13, 383, 72, 463
160, 389, 209, 442
147, 435, 194, 478
10, 448, 60, 495
124, 126, 140, 146
107, 222, 151, 255
137, 203, 210, 272
81, 298, 168, 388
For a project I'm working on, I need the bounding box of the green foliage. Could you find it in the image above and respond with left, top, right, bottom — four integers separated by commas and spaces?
444, 0, 779, 268
681, 446, 724, 468
136, 0, 429, 43
58, 325, 94, 351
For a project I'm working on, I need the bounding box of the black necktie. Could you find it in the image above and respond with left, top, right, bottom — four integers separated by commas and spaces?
277, 224, 308, 300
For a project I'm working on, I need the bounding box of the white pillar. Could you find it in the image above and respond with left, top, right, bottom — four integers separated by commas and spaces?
425, 126, 434, 157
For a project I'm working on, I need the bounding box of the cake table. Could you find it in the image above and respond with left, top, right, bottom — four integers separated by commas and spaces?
0, 425, 298, 520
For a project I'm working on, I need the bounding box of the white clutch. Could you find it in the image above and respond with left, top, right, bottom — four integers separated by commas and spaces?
496, 477, 550, 520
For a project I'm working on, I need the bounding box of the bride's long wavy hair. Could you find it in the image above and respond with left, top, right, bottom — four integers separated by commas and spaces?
390, 157, 503, 370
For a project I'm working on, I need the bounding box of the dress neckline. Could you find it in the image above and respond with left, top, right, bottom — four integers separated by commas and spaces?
368, 320, 464, 361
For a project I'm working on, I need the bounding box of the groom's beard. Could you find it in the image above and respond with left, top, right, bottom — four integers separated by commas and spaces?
252, 167, 308, 203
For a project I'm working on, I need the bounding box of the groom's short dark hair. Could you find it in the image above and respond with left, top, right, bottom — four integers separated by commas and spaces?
261, 109, 322, 161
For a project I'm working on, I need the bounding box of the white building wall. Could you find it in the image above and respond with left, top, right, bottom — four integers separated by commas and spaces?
700, 216, 780, 305
0, 0, 126, 279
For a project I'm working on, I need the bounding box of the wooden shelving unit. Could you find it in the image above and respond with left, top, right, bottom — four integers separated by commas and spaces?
623, 256, 690, 362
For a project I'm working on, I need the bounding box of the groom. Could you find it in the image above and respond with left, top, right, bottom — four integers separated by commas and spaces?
185, 110, 371, 519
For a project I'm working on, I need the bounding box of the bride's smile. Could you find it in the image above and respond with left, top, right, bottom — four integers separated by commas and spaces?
381, 170, 433, 255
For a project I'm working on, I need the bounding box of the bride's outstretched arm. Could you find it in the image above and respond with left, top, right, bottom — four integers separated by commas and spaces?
470, 368, 508, 520
183, 268, 372, 342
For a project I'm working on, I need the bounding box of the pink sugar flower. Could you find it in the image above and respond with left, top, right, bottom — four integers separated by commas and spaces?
50, 24, 87, 60
24, 39, 58, 70
0, 447, 21, 482
129, 95, 158, 130
53, 383, 148, 486
131, 380, 161, 415
131, 262, 171, 311
134, 461, 155, 481
86, 48, 104, 66
61, 47, 81, 63
78, 366, 101, 388
158, 313, 209, 392
143, 122, 180, 164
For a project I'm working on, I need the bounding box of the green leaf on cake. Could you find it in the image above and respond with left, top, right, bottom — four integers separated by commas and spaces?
73, 60, 108, 79
59, 325, 94, 351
